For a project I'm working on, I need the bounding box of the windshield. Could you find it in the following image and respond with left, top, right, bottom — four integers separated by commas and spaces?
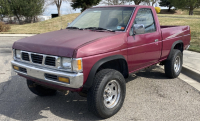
68, 7, 135, 31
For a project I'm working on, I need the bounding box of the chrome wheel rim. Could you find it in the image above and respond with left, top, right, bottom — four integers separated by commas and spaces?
103, 80, 121, 109
174, 56, 181, 73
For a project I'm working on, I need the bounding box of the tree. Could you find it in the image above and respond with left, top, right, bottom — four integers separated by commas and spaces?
71, 0, 101, 12
0, 0, 11, 21
143, 0, 159, 6
159, 0, 173, 12
23, 0, 45, 23
101, 0, 131, 5
169, 0, 200, 15
47, 0, 68, 16
132, 0, 143, 5
0, 0, 24, 24
0, 0, 45, 24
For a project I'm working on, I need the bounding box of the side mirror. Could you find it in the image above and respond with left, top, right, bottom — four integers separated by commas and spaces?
67, 23, 71, 27
133, 24, 145, 35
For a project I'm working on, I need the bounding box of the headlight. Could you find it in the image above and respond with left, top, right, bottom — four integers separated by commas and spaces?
15, 50, 21, 59
61, 58, 83, 72
61, 58, 72, 69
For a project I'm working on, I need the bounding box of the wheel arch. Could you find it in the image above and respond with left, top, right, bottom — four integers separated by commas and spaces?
168, 40, 184, 60
82, 55, 128, 92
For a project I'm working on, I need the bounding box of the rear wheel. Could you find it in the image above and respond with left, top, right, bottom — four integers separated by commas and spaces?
165, 49, 183, 78
87, 69, 126, 119
27, 80, 57, 96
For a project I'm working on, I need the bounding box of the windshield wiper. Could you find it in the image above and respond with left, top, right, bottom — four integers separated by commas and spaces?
66, 27, 83, 30
85, 27, 106, 30
84, 27, 115, 32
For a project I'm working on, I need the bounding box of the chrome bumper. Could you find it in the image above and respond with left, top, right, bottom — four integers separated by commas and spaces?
11, 60, 84, 89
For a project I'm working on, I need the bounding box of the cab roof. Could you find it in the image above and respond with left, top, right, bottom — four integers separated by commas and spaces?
92, 5, 154, 9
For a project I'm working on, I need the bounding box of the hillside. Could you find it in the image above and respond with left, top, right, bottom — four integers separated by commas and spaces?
4, 13, 80, 34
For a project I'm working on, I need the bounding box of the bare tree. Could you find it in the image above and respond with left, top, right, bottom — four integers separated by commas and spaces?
151, 0, 158, 6
47, 0, 68, 16
101, 0, 129, 5
143, 0, 159, 6
132, 0, 143, 5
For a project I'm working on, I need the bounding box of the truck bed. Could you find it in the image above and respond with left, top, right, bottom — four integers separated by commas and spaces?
160, 25, 191, 60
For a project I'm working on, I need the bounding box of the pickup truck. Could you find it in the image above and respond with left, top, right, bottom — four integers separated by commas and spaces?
11, 5, 191, 118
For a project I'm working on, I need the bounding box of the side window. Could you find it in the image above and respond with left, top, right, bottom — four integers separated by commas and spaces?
134, 8, 156, 33
107, 10, 133, 31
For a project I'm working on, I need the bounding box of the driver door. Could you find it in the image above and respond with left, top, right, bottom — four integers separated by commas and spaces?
127, 8, 162, 72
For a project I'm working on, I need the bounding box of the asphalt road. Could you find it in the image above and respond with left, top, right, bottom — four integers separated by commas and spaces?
0, 37, 200, 121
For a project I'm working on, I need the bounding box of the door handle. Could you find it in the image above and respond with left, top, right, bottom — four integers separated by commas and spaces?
155, 39, 159, 42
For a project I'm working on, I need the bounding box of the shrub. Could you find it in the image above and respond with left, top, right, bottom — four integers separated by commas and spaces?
0, 22, 11, 32
155, 7, 161, 14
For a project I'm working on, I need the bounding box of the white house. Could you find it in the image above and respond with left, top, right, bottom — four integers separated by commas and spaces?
37, 15, 51, 21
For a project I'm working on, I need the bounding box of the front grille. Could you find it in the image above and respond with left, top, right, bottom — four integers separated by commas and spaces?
20, 51, 57, 67
45, 73, 58, 81
45, 56, 56, 66
31, 54, 43, 64
22, 52, 30, 61
19, 67, 27, 73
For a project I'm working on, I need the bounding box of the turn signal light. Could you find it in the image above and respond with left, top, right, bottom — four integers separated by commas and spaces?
58, 77, 70, 83
77, 60, 82, 70
13, 66, 19, 70
72, 58, 83, 72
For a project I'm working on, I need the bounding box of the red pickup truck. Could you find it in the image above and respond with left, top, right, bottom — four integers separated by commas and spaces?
11, 5, 190, 118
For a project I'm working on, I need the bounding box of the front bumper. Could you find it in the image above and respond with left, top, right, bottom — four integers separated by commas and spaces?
11, 60, 84, 89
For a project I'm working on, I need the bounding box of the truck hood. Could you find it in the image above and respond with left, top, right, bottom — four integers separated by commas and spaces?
13, 29, 119, 57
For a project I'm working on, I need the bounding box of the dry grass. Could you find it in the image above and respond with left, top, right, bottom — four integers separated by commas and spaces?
158, 16, 200, 52
0, 12, 199, 52
1, 13, 80, 34
159, 8, 200, 16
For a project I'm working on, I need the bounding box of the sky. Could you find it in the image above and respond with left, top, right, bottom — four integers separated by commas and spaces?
43, 1, 167, 16
43, 2, 81, 16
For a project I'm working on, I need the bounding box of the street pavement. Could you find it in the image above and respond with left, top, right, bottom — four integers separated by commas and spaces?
0, 36, 200, 121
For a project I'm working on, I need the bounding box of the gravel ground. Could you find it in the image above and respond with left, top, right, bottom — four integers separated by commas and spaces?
0, 37, 200, 121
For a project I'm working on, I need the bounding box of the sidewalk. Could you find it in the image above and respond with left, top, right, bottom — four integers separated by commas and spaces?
0, 34, 36, 37
183, 50, 200, 74
181, 50, 200, 91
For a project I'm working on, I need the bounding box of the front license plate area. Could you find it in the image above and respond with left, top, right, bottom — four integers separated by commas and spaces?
27, 68, 44, 79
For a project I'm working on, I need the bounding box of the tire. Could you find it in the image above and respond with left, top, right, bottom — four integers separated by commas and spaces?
165, 49, 183, 78
27, 79, 57, 96
87, 69, 126, 119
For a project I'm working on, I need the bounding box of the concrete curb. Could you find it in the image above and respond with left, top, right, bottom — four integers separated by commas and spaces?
0, 34, 36, 37
180, 66, 200, 91
160, 65, 200, 91
183, 65, 200, 76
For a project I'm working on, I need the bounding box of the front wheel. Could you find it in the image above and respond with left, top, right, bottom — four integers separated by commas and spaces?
87, 69, 126, 119
165, 49, 183, 78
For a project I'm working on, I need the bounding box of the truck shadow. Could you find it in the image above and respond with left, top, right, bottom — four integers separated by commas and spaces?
0, 76, 100, 120
0, 66, 167, 120
126, 65, 167, 83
